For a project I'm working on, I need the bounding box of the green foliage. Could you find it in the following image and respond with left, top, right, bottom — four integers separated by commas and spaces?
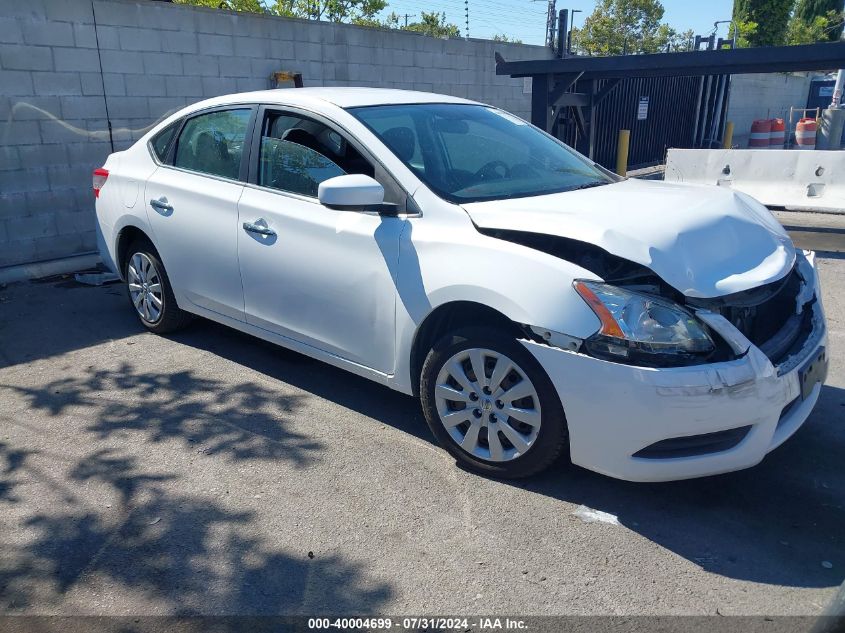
796, 0, 844, 22
572, 0, 692, 55
732, 0, 794, 46
402, 11, 461, 38
270, 0, 386, 22
175, 0, 465, 37
728, 19, 760, 47
787, 12, 830, 42
342, 8, 462, 37
492, 34, 523, 43
793, 0, 845, 40
667, 28, 696, 51
174, 0, 267, 12
177, 0, 390, 23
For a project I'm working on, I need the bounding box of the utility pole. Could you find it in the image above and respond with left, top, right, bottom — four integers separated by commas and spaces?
556, 9, 567, 57
402, 13, 415, 27
545, 0, 556, 49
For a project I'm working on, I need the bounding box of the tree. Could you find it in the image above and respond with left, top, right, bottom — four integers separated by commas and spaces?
796, 0, 845, 38
174, 0, 266, 12
272, 0, 386, 23
787, 12, 831, 41
176, 0, 463, 36
732, 0, 793, 46
666, 28, 695, 51
728, 19, 760, 47
492, 34, 523, 43
403, 11, 461, 38
572, 0, 687, 55
176, 0, 387, 21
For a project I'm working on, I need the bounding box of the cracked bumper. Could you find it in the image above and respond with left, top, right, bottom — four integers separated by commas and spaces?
521, 252, 827, 482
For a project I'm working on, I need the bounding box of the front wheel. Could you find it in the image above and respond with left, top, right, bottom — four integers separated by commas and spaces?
420, 327, 568, 478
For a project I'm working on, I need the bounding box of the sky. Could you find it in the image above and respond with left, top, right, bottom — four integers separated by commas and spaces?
377, 0, 737, 46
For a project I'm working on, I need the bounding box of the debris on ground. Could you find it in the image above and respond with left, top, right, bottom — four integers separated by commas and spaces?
74, 272, 120, 286
572, 505, 620, 525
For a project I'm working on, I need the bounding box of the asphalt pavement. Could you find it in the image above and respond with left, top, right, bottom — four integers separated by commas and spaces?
0, 211, 843, 617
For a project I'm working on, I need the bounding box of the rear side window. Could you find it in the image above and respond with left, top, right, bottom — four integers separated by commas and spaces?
173, 109, 252, 180
150, 121, 179, 162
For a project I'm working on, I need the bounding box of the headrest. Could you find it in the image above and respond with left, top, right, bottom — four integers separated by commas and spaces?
381, 127, 415, 162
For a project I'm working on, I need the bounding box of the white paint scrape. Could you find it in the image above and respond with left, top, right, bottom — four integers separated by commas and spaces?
573, 505, 620, 525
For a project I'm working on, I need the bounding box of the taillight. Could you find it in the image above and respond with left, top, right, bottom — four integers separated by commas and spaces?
93, 167, 109, 198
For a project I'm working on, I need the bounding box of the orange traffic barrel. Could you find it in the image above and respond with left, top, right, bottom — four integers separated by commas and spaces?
795, 118, 817, 150
749, 119, 772, 148
770, 118, 785, 148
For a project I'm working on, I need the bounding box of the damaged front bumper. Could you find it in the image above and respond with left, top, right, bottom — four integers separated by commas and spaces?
521, 251, 827, 482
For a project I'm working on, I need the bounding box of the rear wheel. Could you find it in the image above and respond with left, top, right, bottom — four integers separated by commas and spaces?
124, 238, 191, 334
420, 327, 567, 478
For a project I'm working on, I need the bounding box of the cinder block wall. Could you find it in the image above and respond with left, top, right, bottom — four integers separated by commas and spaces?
727, 73, 815, 147
0, 0, 552, 268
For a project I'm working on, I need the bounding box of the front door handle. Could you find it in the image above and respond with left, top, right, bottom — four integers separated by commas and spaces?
150, 197, 173, 213
242, 219, 276, 237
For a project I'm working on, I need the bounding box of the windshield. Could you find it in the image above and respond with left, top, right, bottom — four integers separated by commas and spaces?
349, 103, 616, 204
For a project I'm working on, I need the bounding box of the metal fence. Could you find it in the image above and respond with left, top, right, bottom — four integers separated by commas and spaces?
556, 75, 731, 170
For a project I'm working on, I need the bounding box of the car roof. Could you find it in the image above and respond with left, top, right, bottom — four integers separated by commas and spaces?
190, 87, 482, 111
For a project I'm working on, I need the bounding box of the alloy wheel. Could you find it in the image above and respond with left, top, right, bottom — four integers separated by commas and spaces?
127, 252, 164, 324
433, 348, 542, 462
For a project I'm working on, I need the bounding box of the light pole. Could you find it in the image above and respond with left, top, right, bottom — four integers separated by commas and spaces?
708, 19, 738, 148
712, 19, 738, 48
567, 8, 581, 55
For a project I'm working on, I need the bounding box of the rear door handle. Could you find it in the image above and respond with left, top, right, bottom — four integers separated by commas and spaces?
150, 198, 173, 213
242, 219, 276, 236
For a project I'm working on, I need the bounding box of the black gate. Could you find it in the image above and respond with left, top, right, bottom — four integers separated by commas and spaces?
555, 75, 730, 170
496, 43, 845, 173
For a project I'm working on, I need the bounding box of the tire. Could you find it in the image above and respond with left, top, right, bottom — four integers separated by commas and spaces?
124, 238, 192, 334
420, 326, 568, 478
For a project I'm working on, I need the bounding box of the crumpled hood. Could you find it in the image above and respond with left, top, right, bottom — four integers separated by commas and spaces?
462, 178, 796, 298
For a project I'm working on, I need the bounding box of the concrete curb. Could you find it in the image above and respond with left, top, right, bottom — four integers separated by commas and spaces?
0, 253, 101, 284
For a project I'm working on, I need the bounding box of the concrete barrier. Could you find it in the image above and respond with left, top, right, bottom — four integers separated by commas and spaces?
665, 148, 845, 214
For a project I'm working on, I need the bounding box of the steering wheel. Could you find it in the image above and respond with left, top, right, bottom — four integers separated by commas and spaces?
473, 160, 511, 182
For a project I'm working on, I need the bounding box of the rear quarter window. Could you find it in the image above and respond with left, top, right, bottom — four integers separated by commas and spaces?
150, 121, 179, 162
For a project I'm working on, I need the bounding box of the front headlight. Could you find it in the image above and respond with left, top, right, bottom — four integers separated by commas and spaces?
573, 280, 714, 365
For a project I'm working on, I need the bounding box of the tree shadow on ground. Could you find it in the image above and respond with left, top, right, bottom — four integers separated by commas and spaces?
2, 280, 843, 601
0, 442, 38, 503
163, 317, 845, 590
0, 448, 392, 615
168, 319, 431, 444
0, 282, 398, 615
3, 363, 321, 465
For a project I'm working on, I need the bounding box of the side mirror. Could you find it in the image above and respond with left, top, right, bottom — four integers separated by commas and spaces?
318, 174, 384, 211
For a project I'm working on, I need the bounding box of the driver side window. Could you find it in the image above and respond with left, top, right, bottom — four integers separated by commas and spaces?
257, 112, 374, 199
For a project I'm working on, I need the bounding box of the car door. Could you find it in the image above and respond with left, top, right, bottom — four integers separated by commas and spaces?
144, 106, 256, 322
237, 106, 406, 374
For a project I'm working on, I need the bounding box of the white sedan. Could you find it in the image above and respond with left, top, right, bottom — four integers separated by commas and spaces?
93, 88, 828, 481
